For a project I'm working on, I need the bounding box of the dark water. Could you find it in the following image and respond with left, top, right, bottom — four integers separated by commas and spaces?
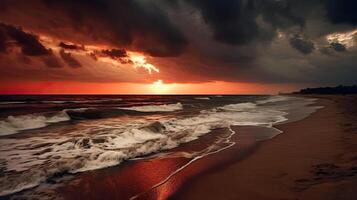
0, 95, 320, 197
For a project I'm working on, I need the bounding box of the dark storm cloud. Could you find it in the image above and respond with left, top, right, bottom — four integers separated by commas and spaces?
289, 34, 315, 54
41, 0, 188, 57
59, 42, 84, 51
0, 1, 8, 12
326, 0, 357, 25
184, 0, 307, 45
0, 23, 69, 69
187, 0, 260, 45
330, 42, 347, 52
0, 23, 51, 56
320, 42, 347, 55
99, 49, 132, 64
59, 49, 82, 68
0, 30, 6, 53
101, 49, 127, 59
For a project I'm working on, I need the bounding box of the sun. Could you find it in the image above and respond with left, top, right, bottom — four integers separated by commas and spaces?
150, 80, 170, 94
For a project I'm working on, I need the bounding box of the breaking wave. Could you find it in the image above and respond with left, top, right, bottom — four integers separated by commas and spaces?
219, 102, 257, 111
194, 97, 210, 100
119, 103, 183, 112
0, 112, 70, 136
0, 107, 116, 136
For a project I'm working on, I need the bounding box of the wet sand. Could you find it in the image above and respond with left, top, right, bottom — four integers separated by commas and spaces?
53, 126, 280, 200
174, 95, 357, 200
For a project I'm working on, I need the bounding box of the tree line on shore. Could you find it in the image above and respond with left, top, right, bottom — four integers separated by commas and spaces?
294, 85, 357, 94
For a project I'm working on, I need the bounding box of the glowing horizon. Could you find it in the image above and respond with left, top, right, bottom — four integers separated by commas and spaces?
0, 80, 300, 95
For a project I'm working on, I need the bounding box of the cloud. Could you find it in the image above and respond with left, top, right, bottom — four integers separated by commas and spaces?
330, 42, 347, 52
0, 23, 51, 56
326, 0, 357, 25
320, 42, 347, 55
97, 48, 132, 64
0, 0, 188, 57
101, 49, 127, 59
289, 34, 315, 54
59, 49, 81, 68
0, 29, 6, 53
42, 56, 63, 68
59, 42, 84, 51
183, 0, 307, 45
0, 0, 356, 86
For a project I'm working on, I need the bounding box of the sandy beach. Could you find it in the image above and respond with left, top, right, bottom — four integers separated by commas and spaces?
51, 95, 357, 200
173, 95, 357, 200
3, 95, 356, 200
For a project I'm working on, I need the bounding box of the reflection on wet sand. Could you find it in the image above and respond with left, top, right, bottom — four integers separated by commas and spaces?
56, 126, 279, 200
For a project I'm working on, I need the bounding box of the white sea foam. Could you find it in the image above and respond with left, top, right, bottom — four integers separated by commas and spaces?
0, 96, 320, 196
0, 107, 98, 136
0, 111, 70, 136
194, 97, 210, 100
256, 95, 290, 104
119, 103, 183, 112
219, 102, 257, 111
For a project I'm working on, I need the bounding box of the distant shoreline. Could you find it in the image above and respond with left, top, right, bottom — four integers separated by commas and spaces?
294, 85, 357, 95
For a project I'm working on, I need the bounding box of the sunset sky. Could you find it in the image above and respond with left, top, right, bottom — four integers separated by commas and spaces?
0, 0, 356, 94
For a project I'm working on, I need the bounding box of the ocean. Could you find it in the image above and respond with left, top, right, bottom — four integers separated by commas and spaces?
0, 95, 321, 198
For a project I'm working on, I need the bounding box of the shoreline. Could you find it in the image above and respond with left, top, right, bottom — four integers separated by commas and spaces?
4, 95, 351, 200
46, 96, 320, 200
173, 95, 357, 200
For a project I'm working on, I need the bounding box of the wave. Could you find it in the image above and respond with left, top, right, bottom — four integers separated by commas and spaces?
194, 97, 210, 100
219, 102, 257, 111
0, 106, 135, 136
118, 103, 183, 112
0, 111, 70, 136
256, 95, 290, 105
0, 106, 150, 136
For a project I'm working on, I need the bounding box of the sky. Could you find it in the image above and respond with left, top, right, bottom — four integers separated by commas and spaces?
0, 0, 356, 94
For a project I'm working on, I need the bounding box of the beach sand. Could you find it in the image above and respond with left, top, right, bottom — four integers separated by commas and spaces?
173, 95, 357, 200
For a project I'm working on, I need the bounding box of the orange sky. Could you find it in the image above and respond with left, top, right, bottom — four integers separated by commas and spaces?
0, 80, 300, 95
